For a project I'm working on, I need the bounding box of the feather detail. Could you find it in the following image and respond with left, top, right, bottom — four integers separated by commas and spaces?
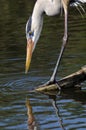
70, 0, 86, 16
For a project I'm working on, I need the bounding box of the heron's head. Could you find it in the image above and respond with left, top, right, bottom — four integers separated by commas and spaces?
25, 16, 43, 73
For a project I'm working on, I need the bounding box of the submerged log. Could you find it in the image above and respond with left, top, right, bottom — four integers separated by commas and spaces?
35, 65, 86, 92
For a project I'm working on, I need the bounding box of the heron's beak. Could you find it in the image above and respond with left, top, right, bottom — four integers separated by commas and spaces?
25, 39, 34, 73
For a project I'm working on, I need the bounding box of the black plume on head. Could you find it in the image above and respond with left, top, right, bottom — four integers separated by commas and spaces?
26, 16, 32, 35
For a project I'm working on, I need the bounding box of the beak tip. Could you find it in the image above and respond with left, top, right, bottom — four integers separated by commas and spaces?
25, 71, 27, 74
25, 68, 28, 74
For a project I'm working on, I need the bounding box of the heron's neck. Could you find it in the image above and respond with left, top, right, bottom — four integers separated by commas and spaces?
31, 1, 44, 49
32, 1, 44, 18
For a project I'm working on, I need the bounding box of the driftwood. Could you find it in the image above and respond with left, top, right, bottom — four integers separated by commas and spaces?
35, 65, 86, 93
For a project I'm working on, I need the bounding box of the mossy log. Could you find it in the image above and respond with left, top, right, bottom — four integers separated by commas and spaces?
35, 65, 86, 92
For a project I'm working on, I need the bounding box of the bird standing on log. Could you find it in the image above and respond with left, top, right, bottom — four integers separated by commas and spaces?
25, 0, 85, 86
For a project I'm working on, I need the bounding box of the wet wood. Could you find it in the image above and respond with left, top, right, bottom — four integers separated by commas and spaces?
35, 65, 86, 92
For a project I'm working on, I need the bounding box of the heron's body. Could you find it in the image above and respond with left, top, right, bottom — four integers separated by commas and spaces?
33, 0, 61, 16
25, 0, 85, 86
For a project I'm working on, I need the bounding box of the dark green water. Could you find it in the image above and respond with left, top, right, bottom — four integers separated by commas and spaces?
0, 1, 86, 130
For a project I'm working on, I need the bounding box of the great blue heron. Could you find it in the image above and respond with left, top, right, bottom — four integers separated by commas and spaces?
25, 0, 85, 86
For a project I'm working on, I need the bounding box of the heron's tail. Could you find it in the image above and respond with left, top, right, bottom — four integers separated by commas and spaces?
70, 0, 86, 16
70, 0, 86, 4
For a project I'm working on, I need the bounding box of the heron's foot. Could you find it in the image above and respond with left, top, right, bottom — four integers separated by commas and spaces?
55, 82, 61, 91
41, 79, 61, 91
42, 79, 56, 86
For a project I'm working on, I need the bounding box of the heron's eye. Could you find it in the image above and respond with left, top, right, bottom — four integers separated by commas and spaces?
29, 31, 34, 37
28, 31, 34, 38
26, 31, 34, 39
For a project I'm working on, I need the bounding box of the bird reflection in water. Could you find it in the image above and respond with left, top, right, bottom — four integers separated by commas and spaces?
26, 88, 86, 130
49, 95, 65, 130
26, 98, 37, 130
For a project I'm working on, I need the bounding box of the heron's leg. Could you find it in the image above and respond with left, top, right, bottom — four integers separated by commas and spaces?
50, 10, 68, 82
43, 9, 68, 87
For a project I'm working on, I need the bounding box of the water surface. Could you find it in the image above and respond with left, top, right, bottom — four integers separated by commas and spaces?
0, 1, 86, 130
